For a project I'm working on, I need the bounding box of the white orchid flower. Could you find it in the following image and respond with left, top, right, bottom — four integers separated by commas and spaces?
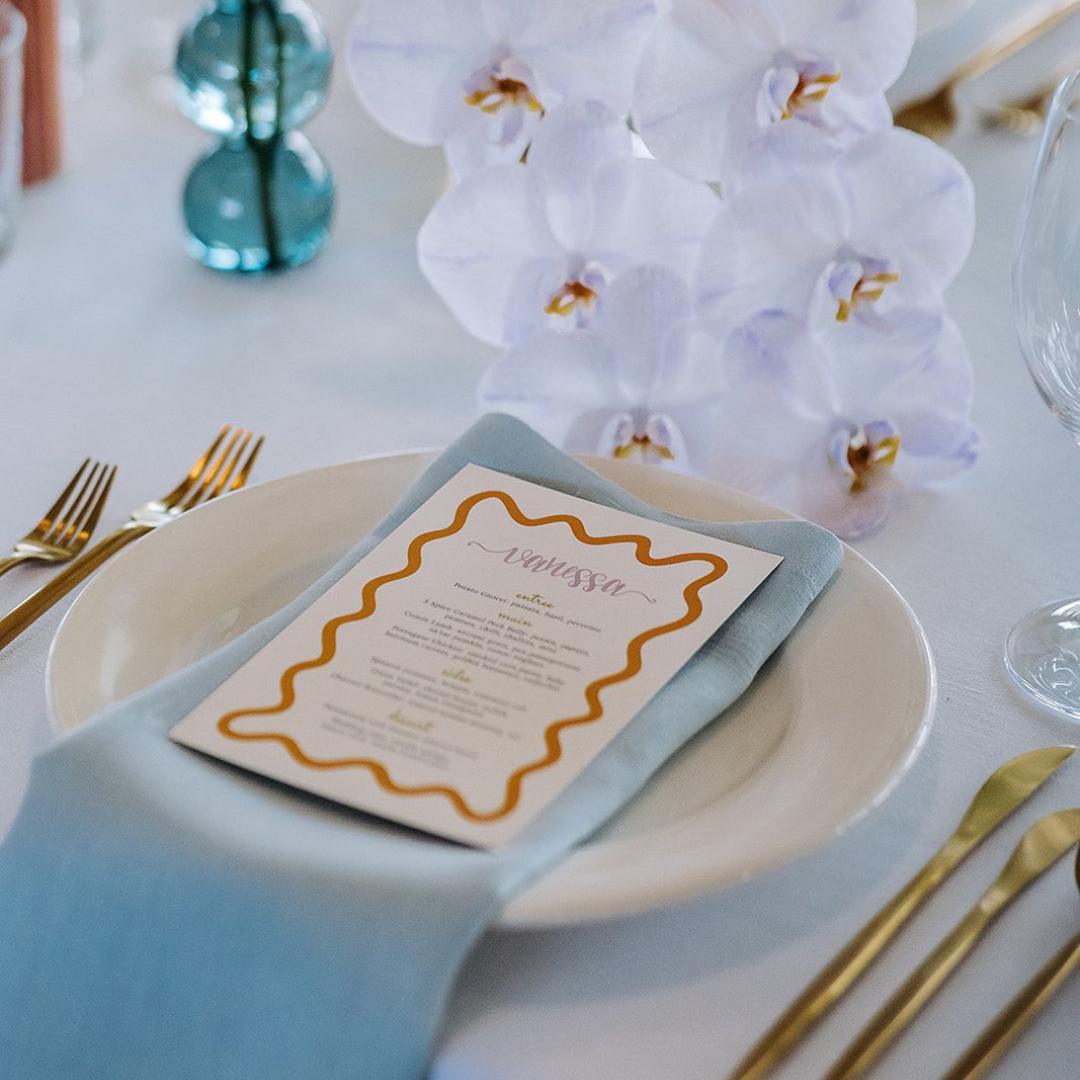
632, 0, 916, 184
419, 100, 720, 347
347, 0, 659, 177
478, 265, 726, 472
708, 309, 978, 538
695, 128, 974, 336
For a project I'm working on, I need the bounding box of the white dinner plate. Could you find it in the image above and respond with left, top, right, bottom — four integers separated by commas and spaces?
47, 453, 934, 927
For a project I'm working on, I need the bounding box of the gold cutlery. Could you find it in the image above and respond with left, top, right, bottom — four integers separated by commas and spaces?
982, 75, 1062, 136
820, 807, 1080, 1080
0, 425, 263, 652
894, 0, 1080, 141
723, 746, 1075, 1080
0, 460, 116, 579
937, 850, 1080, 1080
981, 59, 1080, 136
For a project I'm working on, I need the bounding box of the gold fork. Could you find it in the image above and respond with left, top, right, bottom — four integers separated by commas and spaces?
0, 425, 263, 652
0, 460, 116, 579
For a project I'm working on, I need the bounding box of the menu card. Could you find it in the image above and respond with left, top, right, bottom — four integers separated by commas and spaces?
171, 466, 782, 847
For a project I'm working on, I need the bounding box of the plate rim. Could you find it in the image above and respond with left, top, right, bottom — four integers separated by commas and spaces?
46, 451, 936, 927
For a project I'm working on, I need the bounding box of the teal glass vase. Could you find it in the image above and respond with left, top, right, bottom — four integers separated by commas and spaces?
176, 0, 334, 272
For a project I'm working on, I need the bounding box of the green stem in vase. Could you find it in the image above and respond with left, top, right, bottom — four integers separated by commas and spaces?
240, 0, 285, 270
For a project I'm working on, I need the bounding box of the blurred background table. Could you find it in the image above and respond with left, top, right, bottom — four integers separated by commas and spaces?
1, 1, 1079, 1077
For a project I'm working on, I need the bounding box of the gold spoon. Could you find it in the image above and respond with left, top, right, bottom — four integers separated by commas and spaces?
936, 847, 1080, 1080
895, 0, 1080, 141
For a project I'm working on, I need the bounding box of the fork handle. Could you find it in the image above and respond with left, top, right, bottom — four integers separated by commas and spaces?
0, 554, 31, 580
723, 856, 951, 1080
0, 525, 151, 651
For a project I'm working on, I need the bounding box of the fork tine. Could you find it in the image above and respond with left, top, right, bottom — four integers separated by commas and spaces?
45, 462, 104, 544
65, 464, 116, 549
229, 434, 264, 494
207, 431, 252, 502
30, 458, 90, 540
160, 425, 233, 510
57, 463, 107, 547
181, 428, 242, 511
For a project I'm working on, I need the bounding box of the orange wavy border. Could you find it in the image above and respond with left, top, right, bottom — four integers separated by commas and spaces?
216, 489, 728, 823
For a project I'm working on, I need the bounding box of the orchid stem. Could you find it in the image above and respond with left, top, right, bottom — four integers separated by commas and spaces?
240, 0, 285, 270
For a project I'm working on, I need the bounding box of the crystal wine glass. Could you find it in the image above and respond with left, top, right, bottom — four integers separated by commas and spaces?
1009, 69, 1080, 719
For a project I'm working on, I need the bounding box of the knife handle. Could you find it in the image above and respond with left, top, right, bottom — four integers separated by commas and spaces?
821, 809, 1080, 1080
725, 853, 955, 1080
938, 931, 1080, 1080
0, 525, 149, 651
724, 747, 1077, 1080
821, 904, 995, 1080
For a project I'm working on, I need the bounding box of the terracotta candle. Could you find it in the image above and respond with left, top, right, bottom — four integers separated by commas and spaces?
12, 0, 60, 184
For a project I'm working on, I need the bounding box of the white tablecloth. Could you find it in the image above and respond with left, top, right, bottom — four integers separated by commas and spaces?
2, 2, 1079, 1077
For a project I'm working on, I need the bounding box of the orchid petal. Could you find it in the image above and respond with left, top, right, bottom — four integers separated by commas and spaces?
480, 266, 727, 474
801, 471, 893, 538
566, 410, 638, 459
347, 0, 489, 146
422, 101, 717, 345
696, 169, 850, 326
591, 265, 695, 401
501, 0, 660, 114
587, 159, 720, 279
526, 99, 632, 252
502, 257, 577, 342
722, 310, 835, 415
633, 0, 907, 183
816, 307, 944, 408
418, 164, 556, 345
697, 132, 973, 330
478, 331, 615, 446
892, 418, 978, 485
775, 0, 916, 94
842, 128, 975, 304
709, 307, 975, 535
824, 314, 973, 420
631, 0, 756, 182
443, 104, 541, 178
709, 380, 825, 509
657, 400, 720, 475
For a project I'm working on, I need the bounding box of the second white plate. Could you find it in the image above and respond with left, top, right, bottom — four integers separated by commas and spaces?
47, 453, 934, 927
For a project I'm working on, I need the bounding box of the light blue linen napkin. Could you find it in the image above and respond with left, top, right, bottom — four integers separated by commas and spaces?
0, 415, 841, 1080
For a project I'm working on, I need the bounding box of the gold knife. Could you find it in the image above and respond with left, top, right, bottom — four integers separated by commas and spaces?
724, 746, 1075, 1080
820, 807, 1080, 1080
937, 850, 1080, 1080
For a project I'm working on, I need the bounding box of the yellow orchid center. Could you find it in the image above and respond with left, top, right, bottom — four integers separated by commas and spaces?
835, 270, 900, 323
781, 70, 841, 120
613, 432, 675, 462
544, 279, 598, 318
842, 425, 901, 493
464, 76, 543, 115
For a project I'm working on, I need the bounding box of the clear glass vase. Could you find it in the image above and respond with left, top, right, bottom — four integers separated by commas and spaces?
175, 0, 334, 272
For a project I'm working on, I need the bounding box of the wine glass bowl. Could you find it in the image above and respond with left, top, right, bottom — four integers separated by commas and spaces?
1009, 69, 1080, 720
